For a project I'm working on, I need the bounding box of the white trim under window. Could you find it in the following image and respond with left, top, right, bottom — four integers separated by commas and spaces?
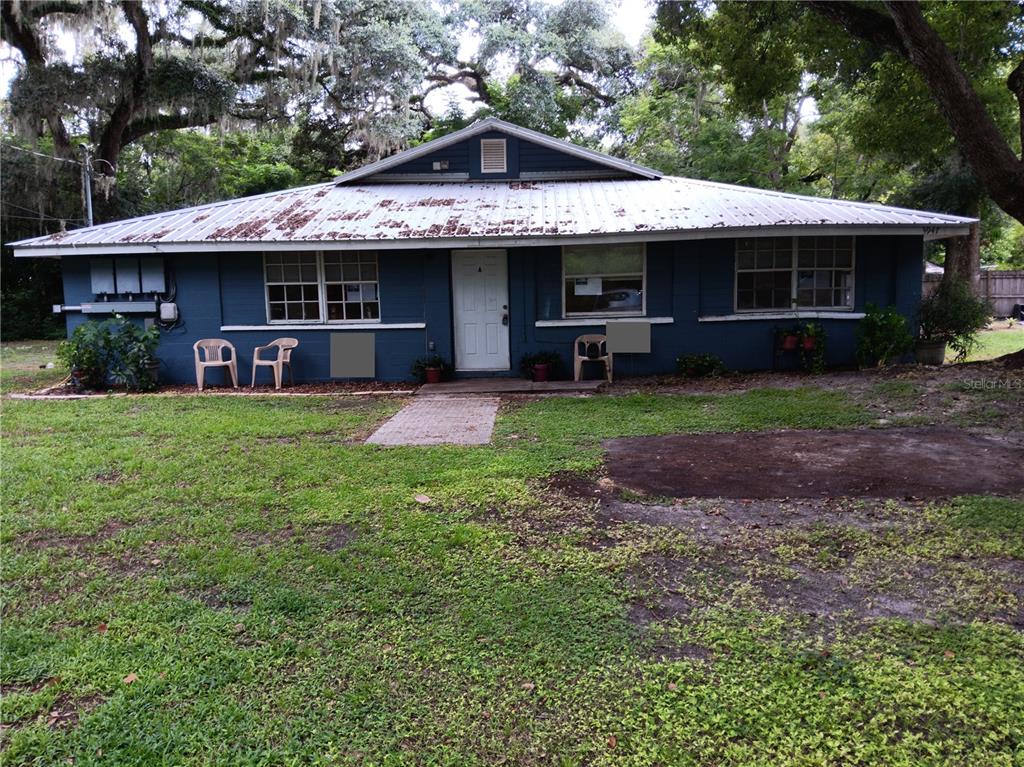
263, 251, 381, 325
480, 138, 507, 173
734, 236, 855, 313
562, 243, 646, 318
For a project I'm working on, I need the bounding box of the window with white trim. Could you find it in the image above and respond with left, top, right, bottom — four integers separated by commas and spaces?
264, 251, 380, 323
265, 253, 321, 321
563, 244, 645, 316
735, 236, 854, 311
480, 138, 507, 173
323, 252, 380, 320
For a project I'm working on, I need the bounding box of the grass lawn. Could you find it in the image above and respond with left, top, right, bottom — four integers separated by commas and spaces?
0, 341, 63, 395
950, 323, 1024, 363
2, 348, 1022, 764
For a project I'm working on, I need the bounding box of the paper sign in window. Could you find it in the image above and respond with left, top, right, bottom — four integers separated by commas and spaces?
574, 277, 602, 296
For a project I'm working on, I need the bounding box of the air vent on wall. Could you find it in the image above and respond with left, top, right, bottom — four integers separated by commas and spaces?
480, 138, 507, 174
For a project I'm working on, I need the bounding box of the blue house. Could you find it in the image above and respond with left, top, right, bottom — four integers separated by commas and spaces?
13, 118, 975, 383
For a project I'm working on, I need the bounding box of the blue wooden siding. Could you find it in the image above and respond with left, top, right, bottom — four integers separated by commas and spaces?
381, 131, 611, 180
58, 235, 923, 384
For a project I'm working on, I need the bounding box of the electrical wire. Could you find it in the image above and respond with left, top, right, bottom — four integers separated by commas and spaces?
0, 143, 83, 165
1, 201, 86, 224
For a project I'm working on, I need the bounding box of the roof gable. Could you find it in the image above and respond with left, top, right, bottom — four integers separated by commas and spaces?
334, 118, 662, 184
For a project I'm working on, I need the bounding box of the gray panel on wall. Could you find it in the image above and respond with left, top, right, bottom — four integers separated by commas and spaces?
140, 256, 166, 292
330, 333, 375, 378
607, 320, 651, 353
115, 258, 141, 294
89, 258, 116, 294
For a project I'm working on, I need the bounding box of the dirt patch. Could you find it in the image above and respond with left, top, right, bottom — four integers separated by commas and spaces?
605, 427, 1024, 499
318, 523, 355, 552
15, 519, 129, 551
94, 469, 125, 485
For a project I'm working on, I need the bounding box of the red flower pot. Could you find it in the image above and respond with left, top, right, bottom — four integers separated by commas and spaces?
782, 334, 799, 351
425, 367, 442, 384
532, 363, 549, 382
802, 337, 816, 351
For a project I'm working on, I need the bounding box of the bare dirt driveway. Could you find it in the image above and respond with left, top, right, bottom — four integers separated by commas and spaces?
605, 426, 1024, 499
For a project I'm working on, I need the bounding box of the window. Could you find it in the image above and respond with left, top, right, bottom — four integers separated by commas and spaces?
480, 138, 507, 173
735, 236, 854, 312
323, 252, 380, 320
563, 244, 645, 316
264, 251, 380, 323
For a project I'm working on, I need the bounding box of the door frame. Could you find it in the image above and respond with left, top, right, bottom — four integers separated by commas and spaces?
450, 249, 511, 372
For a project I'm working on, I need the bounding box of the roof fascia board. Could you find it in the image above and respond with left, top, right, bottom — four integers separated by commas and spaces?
333, 117, 662, 185
13, 223, 971, 257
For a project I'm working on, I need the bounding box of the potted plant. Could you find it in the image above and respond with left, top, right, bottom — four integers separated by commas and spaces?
518, 351, 563, 382
411, 354, 451, 384
916, 281, 991, 364
781, 330, 800, 351
799, 322, 826, 373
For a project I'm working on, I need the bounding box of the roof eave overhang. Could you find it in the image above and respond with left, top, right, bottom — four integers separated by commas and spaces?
12, 223, 972, 258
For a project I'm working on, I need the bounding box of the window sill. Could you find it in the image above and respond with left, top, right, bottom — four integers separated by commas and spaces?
698, 311, 864, 323
535, 317, 674, 328
220, 323, 425, 331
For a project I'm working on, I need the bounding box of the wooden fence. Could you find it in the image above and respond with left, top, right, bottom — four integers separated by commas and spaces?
923, 270, 1024, 317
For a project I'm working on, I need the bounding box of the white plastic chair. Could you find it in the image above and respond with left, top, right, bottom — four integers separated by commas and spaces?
251, 338, 298, 389
193, 339, 239, 391
574, 334, 613, 383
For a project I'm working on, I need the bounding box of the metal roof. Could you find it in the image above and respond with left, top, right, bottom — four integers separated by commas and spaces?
12, 176, 976, 257
333, 117, 663, 184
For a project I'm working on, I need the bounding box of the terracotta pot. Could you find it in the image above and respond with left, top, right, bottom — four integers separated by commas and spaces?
532, 363, 549, 382
915, 340, 946, 366
802, 337, 816, 351
425, 367, 442, 384
782, 334, 799, 351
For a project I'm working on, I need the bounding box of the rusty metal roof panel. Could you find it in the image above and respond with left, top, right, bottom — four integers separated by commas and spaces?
12, 177, 976, 256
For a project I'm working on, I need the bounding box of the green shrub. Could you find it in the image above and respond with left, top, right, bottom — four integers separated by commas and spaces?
676, 353, 727, 378
918, 281, 991, 361
856, 304, 914, 368
410, 354, 453, 383
799, 322, 827, 374
57, 315, 160, 391
519, 351, 564, 379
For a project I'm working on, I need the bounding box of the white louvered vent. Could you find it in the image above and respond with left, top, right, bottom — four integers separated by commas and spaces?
480, 139, 507, 173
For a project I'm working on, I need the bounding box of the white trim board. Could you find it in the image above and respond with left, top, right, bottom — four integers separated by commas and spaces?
220, 323, 425, 331
535, 317, 674, 328
698, 312, 865, 322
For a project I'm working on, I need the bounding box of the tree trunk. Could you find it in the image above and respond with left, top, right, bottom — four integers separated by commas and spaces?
942, 220, 980, 295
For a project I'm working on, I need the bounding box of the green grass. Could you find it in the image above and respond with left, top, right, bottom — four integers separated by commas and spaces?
0, 340, 64, 394
2, 373, 1022, 764
949, 326, 1024, 363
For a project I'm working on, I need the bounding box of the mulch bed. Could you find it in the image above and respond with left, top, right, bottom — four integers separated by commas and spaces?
604, 426, 1024, 499
13, 381, 415, 399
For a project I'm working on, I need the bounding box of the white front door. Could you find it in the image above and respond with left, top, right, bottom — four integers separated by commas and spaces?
452, 249, 510, 371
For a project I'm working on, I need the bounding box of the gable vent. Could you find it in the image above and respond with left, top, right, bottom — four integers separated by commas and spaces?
480, 139, 507, 174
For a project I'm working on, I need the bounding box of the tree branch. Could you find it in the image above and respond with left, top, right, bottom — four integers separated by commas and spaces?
804, 1, 905, 55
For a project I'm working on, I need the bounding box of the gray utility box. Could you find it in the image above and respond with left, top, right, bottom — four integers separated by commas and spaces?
606, 320, 651, 354
330, 333, 375, 378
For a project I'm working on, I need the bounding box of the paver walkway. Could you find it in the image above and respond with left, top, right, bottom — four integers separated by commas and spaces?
366, 396, 500, 446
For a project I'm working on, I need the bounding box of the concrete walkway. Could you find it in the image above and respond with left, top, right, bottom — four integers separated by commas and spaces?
366, 396, 500, 446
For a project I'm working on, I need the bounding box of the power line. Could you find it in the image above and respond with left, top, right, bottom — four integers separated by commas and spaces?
0, 143, 83, 166
2, 201, 84, 221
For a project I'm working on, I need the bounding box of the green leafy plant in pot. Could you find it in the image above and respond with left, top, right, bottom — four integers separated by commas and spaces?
916, 281, 991, 364
519, 351, 563, 382
799, 322, 826, 373
57, 315, 161, 391
411, 354, 452, 384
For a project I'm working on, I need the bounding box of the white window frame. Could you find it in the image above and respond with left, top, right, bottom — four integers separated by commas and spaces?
561, 243, 647, 319
480, 138, 507, 174
263, 252, 322, 323
734, 236, 856, 313
263, 251, 382, 325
